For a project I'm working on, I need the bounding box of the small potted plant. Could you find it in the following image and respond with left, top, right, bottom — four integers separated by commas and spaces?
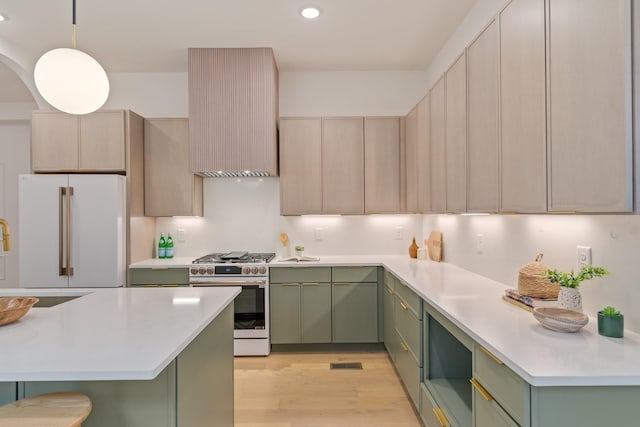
546, 265, 610, 312
598, 306, 624, 338
294, 245, 304, 257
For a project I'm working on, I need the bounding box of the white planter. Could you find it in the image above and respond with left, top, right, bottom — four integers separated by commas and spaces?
558, 287, 583, 312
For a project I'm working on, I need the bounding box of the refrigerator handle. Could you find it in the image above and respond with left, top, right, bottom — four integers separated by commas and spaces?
59, 187, 66, 276
66, 186, 74, 276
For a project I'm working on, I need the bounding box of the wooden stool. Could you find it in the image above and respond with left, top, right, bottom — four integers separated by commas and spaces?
0, 392, 91, 427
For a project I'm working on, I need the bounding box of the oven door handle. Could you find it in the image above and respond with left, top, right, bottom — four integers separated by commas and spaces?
191, 279, 267, 287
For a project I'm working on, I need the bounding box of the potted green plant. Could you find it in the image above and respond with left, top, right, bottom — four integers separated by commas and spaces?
294, 245, 304, 257
546, 265, 610, 312
598, 306, 624, 338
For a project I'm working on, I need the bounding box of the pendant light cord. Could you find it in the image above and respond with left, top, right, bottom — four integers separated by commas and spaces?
71, 0, 77, 48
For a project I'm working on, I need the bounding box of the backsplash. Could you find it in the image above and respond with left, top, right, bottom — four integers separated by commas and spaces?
423, 214, 640, 333
155, 178, 423, 257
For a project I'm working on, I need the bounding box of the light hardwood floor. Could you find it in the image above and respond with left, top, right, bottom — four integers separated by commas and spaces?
234, 351, 423, 427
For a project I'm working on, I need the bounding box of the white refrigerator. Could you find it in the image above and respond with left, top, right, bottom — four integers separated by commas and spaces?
19, 174, 126, 288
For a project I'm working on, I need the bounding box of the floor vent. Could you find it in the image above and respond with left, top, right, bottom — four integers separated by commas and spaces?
330, 362, 363, 370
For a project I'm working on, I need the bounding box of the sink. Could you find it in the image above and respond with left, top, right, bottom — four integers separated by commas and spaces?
32, 296, 81, 308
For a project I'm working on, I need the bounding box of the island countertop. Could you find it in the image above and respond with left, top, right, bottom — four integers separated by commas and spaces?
0, 287, 240, 382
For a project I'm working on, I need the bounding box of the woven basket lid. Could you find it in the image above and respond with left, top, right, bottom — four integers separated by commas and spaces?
519, 253, 549, 277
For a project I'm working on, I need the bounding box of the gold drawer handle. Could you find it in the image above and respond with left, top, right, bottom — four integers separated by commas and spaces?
432, 407, 450, 427
480, 346, 504, 365
400, 341, 409, 352
400, 301, 408, 311
470, 378, 494, 401
386, 287, 395, 296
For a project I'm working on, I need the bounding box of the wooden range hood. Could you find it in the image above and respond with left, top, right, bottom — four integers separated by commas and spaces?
188, 48, 279, 177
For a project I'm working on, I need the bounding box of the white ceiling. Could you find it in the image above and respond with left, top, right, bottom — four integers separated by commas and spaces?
0, 0, 477, 101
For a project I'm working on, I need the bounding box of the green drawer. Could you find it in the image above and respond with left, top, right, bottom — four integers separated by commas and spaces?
395, 279, 421, 319
473, 385, 520, 427
332, 266, 377, 283
130, 268, 189, 286
395, 331, 421, 407
421, 383, 450, 427
384, 269, 396, 290
474, 344, 528, 425
394, 296, 421, 364
269, 267, 331, 284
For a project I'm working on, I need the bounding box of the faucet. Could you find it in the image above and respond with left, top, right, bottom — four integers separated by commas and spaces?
0, 218, 10, 251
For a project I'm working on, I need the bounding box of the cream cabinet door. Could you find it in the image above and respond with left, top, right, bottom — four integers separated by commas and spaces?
31, 111, 79, 171
79, 111, 126, 171
468, 20, 499, 213
322, 118, 364, 215
404, 107, 418, 213
500, 0, 547, 213
279, 118, 323, 215
548, 0, 632, 212
144, 118, 203, 217
430, 77, 446, 213
365, 117, 401, 214
416, 94, 431, 213
445, 53, 467, 213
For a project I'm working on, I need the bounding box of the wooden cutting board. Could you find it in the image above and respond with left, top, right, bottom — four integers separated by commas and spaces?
426, 230, 443, 262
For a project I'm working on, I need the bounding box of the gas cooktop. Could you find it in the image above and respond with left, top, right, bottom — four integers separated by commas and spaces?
192, 252, 276, 264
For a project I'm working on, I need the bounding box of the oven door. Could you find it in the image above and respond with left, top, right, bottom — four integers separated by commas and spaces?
190, 278, 269, 339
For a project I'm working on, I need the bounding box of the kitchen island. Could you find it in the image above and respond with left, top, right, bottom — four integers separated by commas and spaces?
0, 286, 240, 427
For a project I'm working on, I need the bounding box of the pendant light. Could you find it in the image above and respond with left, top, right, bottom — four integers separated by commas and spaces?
34, 0, 109, 115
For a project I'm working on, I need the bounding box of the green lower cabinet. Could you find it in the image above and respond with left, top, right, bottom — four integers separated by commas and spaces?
0, 383, 16, 407
129, 268, 189, 286
270, 283, 301, 344
473, 385, 519, 427
332, 282, 378, 343
383, 284, 397, 360
301, 283, 332, 343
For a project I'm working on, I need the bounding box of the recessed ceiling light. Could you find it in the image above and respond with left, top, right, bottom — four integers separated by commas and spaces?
300, 7, 320, 20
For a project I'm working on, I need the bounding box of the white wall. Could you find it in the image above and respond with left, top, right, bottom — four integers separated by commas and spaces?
0, 121, 31, 288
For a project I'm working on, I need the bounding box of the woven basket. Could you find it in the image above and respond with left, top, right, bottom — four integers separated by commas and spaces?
0, 297, 39, 326
517, 254, 559, 299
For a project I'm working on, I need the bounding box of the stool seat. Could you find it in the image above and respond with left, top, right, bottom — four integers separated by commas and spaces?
0, 392, 91, 427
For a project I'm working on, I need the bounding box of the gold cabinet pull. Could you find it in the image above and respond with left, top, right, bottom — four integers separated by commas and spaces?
400, 301, 408, 311
385, 287, 394, 296
302, 282, 320, 286
470, 378, 494, 401
400, 341, 409, 352
432, 407, 450, 426
480, 346, 504, 365
333, 282, 350, 286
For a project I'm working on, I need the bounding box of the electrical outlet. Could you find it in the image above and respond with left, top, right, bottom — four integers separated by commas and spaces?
476, 234, 484, 254
314, 227, 324, 241
576, 246, 592, 272
394, 226, 404, 240
177, 228, 186, 242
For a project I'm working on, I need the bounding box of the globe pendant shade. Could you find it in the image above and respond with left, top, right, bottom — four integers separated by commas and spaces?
34, 48, 109, 115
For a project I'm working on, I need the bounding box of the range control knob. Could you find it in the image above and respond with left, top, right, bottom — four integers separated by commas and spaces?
206, 267, 214, 275
198, 267, 206, 275
259, 266, 267, 274
242, 266, 251, 275
190, 267, 198, 275
251, 266, 259, 274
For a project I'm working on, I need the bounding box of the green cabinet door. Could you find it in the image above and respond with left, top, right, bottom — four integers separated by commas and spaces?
332, 282, 378, 343
0, 382, 16, 406
301, 283, 332, 343
270, 284, 301, 344
383, 284, 397, 360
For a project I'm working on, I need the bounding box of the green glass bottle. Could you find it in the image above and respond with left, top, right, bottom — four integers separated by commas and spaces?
158, 233, 167, 259
166, 233, 174, 259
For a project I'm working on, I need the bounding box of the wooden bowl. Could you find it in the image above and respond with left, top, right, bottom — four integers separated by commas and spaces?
0, 297, 39, 326
532, 307, 588, 333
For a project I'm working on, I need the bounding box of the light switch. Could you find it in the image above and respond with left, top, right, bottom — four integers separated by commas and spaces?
177, 228, 186, 242
315, 227, 324, 241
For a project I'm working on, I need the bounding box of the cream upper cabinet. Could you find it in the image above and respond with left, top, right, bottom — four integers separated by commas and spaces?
279, 118, 323, 215
445, 53, 467, 213
429, 77, 446, 213
404, 107, 418, 213
500, 0, 547, 213
467, 20, 499, 213
365, 117, 401, 214
416, 94, 431, 213
32, 110, 127, 172
144, 118, 203, 217
322, 118, 365, 215
547, 0, 632, 212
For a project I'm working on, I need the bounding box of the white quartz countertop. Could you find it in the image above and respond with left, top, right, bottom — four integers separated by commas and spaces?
129, 257, 196, 268
0, 287, 239, 382
128, 254, 640, 386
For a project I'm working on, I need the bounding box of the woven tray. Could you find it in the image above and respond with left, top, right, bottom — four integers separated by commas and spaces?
517, 254, 559, 299
0, 297, 39, 326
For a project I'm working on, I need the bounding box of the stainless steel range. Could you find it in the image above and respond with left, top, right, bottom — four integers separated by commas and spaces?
190, 251, 275, 356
